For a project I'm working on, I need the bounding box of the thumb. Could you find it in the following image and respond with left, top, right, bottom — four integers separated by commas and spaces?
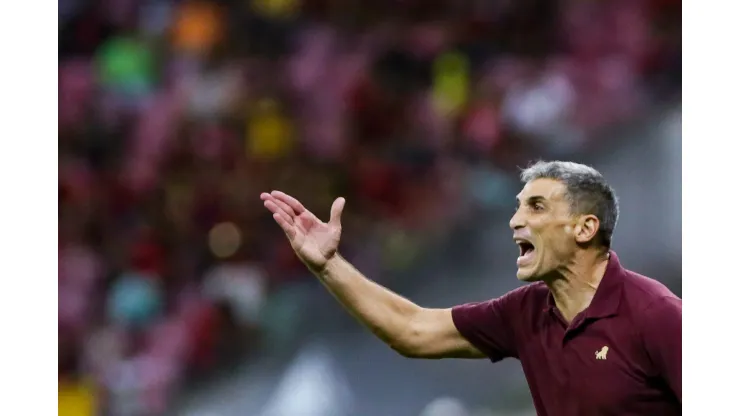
329, 197, 345, 228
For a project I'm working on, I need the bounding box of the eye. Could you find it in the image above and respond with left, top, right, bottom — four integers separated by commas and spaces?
531, 203, 545, 211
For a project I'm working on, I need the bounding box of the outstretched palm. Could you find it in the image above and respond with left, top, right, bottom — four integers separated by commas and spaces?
260, 191, 345, 271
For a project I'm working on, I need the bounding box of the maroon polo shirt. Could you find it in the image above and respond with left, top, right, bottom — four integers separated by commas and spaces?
452, 252, 681, 416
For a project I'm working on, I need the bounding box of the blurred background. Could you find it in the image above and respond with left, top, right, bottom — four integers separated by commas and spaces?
58, 0, 681, 415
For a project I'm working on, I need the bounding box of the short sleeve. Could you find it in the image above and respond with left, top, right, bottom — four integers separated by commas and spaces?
640, 296, 682, 401
451, 287, 526, 362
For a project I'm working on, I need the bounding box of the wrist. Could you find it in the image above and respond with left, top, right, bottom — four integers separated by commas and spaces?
316, 253, 343, 278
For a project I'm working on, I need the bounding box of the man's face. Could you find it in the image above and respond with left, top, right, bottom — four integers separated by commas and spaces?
510, 178, 579, 282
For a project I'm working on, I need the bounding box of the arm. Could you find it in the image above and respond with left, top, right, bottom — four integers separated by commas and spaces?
260, 191, 492, 359
317, 254, 484, 359
641, 296, 682, 401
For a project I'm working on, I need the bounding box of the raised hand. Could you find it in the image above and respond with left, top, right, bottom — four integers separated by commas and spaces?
260, 191, 346, 272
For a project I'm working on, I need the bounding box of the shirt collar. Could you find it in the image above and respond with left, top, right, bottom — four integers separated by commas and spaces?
545, 250, 625, 319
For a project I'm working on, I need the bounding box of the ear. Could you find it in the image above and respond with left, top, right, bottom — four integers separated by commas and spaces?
574, 214, 600, 244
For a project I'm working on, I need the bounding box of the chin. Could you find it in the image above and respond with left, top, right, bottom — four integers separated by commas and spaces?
516, 266, 540, 282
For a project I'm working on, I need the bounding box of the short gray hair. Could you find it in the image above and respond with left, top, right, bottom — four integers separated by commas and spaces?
520, 161, 619, 248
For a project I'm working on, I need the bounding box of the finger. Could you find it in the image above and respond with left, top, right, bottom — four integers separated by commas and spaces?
264, 200, 294, 225
263, 195, 298, 220
273, 214, 296, 239
271, 197, 297, 217
261, 193, 283, 208
271, 191, 306, 214
329, 197, 345, 228
261, 192, 296, 215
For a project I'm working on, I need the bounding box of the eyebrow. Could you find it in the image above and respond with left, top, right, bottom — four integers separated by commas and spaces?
516, 195, 547, 206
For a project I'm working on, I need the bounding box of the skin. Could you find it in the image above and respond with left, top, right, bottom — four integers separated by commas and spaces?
261, 190, 480, 358
510, 178, 610, 322
259, 177, 612, 359
260, 190, 345, 274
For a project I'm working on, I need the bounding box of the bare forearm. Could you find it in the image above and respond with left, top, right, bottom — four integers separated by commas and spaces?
262, 191, 478, 359
315, 254, 422, 351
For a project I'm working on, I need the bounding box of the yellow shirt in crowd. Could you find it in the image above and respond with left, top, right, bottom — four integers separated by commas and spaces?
58, 379, 96, 416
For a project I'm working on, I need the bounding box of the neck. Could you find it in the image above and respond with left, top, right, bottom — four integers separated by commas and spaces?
546, 249, 610, 323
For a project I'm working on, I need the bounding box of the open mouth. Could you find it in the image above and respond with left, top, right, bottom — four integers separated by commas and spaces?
515, 239, 536, 266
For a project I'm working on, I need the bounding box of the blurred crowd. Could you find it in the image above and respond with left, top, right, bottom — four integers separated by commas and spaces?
58, 0, 680, 414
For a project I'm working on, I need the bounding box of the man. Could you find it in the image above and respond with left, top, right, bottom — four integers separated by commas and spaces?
260, 161, 681, 416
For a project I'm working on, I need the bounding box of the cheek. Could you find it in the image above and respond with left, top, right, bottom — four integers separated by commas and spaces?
539, 231, 571, 259
561, 226, 577, 248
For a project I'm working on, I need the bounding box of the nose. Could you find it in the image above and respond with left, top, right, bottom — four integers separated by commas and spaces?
509, 210, 525, 231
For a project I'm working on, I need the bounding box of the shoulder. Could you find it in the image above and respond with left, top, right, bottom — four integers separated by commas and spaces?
619, 270, 681, 337
617, 272, 682, 375
451, 282, 548, 360
487, 281, 551, 324
620, 269, 681, 313
452, 281, 548, 322
490, 281, 550, 312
